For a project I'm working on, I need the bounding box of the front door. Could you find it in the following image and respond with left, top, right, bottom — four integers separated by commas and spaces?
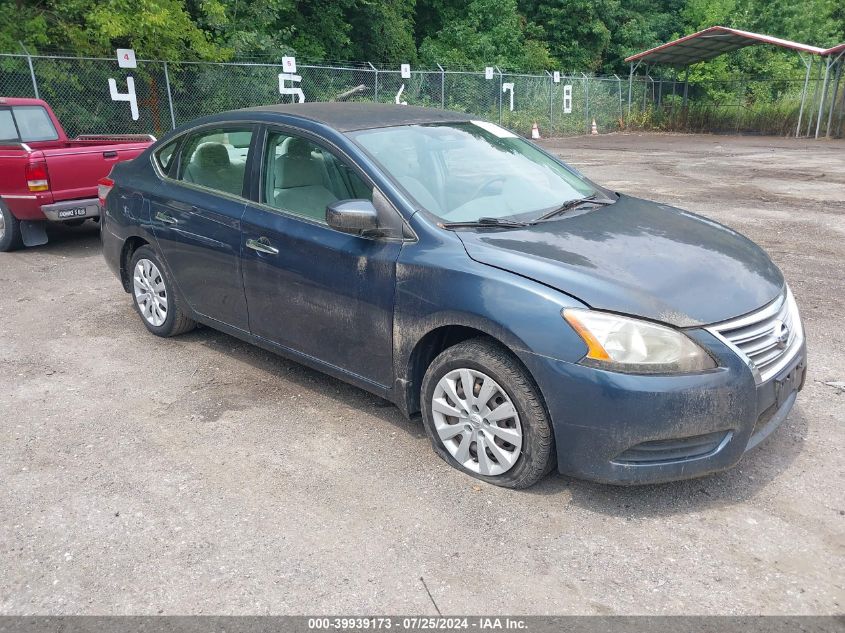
149, 126, 255, 331
241, 128, 403, 388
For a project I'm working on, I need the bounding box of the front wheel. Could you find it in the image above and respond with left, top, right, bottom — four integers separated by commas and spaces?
129, 246, 196, 337
0, 203, 23, 252
421, 338, 556, 489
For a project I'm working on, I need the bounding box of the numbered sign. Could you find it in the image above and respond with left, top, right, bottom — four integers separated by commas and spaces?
553, 71, 560, 83
282, 56, 297, 74
563, 85, 572, 114
401, 64, 411, 79
395, 84, 407, 105
108, 77, 139, 120
502, 82, 515, 111
279, 73, 305, 103
116, 48, 136, 69
485, 67, 494, 80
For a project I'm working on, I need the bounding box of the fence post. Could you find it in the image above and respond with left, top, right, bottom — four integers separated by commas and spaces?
163, 61, 177, 130
496, 66, 503, 124
437, 63, 445, 109
614, 74, 622, 119
583, 73, 590, 134
545, 71, 553, 134
19, 42, 40, 100
368, 62, 378, 103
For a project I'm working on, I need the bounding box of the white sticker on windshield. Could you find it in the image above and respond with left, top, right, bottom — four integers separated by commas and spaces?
470, 120, 517, 138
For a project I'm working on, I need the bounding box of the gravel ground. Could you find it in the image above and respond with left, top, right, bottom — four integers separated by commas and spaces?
0, 133, 843, 615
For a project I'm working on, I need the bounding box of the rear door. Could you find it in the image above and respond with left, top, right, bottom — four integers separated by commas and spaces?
149, 125, 256, 332
240, 126, 404, 388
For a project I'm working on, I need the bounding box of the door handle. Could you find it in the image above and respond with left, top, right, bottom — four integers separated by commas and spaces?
246, 237, 279, 255
103, 150, 118, 159
155, 211, 177, 225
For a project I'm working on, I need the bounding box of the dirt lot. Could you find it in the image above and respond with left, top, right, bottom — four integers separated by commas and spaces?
0, 133, 843, 615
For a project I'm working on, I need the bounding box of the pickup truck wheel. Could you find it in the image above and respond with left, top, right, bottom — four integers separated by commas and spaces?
421, 338, 556, 489
0, 203, 24, 252
129, 246, 196, 337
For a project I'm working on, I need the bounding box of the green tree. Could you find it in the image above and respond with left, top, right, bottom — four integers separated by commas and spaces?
2, 0, 230, 60
417, 0, 554, 69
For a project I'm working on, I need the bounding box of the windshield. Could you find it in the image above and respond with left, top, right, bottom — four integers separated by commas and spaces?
350, 121, 603, 222
0, 106, 59, 143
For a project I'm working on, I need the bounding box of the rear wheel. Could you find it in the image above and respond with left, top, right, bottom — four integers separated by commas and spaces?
0, 203, 24, 252
421, 338, 555, 489
129, 246, 196, 337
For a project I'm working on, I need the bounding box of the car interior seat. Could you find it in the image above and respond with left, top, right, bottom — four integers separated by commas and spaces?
273, 137, 337, 221
184, 142, 245, 196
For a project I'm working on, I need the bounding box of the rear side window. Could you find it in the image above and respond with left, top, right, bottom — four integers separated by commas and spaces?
0, 109, 16, 141
11, 106, 58, 142
176, 128, 253, 198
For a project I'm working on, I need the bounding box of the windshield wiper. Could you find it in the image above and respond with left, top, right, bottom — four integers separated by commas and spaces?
440, 217, 529, 229
532, 194, 614, 223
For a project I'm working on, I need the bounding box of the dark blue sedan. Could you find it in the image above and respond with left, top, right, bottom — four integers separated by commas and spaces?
100, 103, 806, 488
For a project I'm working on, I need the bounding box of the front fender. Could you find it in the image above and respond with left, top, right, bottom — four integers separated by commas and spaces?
393, 236, 590, 413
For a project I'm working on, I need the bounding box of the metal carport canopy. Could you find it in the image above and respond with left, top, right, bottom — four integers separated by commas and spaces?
625, 26, 825, 66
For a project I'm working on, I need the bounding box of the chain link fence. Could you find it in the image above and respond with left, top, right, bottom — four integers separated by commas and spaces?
1, 52, 841, 139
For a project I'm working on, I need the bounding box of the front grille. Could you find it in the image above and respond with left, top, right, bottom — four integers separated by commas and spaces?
613, 430, 731, 465
709, 288, 803, 383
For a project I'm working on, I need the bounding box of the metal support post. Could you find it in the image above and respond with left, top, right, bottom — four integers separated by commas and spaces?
368, 62, 378, 102
796, 54, 812, 137
437, 64, 445, 109
19, 42, 40, 100
163, 62, 176, 130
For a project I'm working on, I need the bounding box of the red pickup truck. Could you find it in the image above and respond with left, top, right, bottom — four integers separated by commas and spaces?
0, 97, 155, 251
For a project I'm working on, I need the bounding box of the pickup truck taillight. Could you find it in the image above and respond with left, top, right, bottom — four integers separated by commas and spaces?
98, 177, 114, 207
25, 160, 50, 192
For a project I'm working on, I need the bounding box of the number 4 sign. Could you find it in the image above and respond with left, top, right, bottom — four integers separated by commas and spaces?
116, 48, 136, 69
108, 77, 139, 120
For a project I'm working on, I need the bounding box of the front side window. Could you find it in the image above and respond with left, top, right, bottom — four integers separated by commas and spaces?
177, 128, 252, 197
0, 106, 59, 143
262, 131, 372, 223
351, 121, 603, 223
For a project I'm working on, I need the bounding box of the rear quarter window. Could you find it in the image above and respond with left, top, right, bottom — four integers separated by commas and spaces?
12, 106, 58, 142
154, 141, 178, 173
0, 109, 18, 141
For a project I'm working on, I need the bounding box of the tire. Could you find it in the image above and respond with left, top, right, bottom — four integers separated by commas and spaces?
0, 203, 24, 252
421, 338, 555, 489
129, 246, 196, 337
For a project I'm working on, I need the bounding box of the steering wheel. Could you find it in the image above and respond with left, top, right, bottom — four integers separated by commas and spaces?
469, 175, 507, 201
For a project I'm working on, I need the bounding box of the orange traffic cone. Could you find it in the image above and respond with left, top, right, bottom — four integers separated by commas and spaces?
531, 122, 541, 139
591, 118, 598, 135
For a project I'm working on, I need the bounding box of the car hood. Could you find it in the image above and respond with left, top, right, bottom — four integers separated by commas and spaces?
455, 195, 784, 327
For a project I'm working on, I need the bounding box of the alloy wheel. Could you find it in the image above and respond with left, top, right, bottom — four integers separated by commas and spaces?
431, 368, 523, 476
0, 211, 6, 240
133, 258, 168, 327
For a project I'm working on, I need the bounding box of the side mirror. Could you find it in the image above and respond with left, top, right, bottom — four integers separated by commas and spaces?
326, 199, 380, 236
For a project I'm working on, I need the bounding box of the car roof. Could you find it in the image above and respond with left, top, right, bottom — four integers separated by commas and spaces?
239, 102, 474, 132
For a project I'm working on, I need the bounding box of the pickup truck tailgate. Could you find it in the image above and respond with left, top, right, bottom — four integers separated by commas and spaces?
45, 144, 148, 202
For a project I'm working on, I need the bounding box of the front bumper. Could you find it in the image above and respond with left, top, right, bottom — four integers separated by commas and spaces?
524, 330, 806, 485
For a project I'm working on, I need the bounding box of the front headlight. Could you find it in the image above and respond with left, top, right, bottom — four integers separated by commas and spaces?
563, 308, 716, 374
